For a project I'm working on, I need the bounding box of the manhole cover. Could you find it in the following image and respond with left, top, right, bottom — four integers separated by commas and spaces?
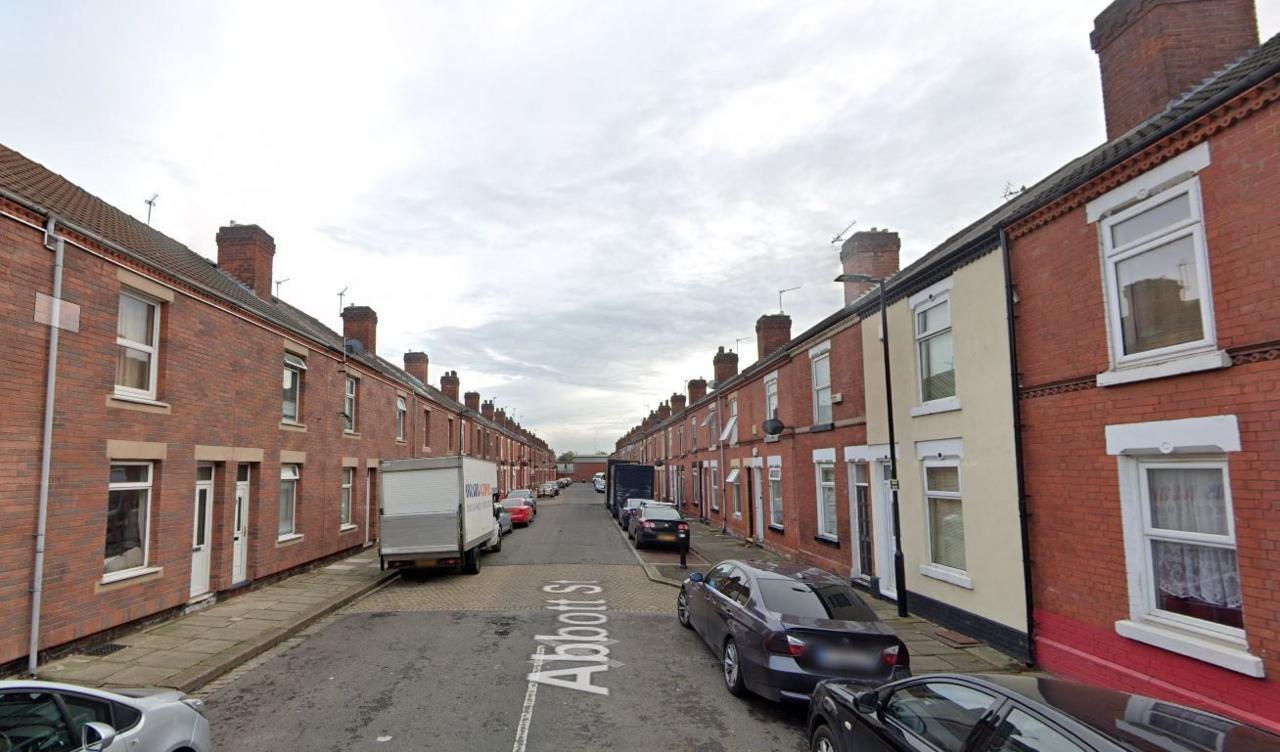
80, 643, 127, 657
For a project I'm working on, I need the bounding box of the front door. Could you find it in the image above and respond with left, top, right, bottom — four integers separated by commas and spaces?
874, 461, 897, 600
189, 465, 214, 600
751, 467, 765, 543
232, 464, 251, 585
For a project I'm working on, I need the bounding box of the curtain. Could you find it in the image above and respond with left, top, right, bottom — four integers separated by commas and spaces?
1148, 468, 1241, 609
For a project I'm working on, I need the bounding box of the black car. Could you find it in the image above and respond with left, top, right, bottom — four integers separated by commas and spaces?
807, 672, 1280, 752
631, 504, 687, 548
677, 560, 909, 702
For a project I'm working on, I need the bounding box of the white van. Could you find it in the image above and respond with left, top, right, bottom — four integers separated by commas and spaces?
379, 456, 500, 573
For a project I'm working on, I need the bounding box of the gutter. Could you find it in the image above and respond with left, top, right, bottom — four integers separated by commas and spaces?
999, 227, 1036, 664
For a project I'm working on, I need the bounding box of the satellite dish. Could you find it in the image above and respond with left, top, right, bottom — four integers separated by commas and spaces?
344, 339, 365, 355
762, 418, 784, 436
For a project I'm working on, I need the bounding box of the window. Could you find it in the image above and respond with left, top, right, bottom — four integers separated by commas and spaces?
710, 465, 719, 511
104, 462, 152, 578
279, 464, 300, 538
60, 692, 114, 742
690, 418, 697, 451
728, 396, 738, 444
114, 291, 160, 399
283, 353, 305, 422
727, 468, 741, 515
916, 297, 955, 402
423, 409, 432, 448
768, 464, 783, 527
764, 374, 779, 420
395, 396, 406, 440
343, 377, 357, 433
0, 692, 74, 750
1101, 180, 1216, 365
340, 468, 354, 527
882, 682, 997, 752
925, 463, 965, 571
811, 350, 832, 425
816, 462, 837, 539
989, 709, 1088, 752
757, 580, 877, 621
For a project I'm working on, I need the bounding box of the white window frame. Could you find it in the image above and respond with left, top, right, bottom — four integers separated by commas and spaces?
1099, 178, 1219, 371
815, 461, 837, 540
921, 458, 971, 587
282, 353, 306, 423
726, 467, 742, 516
103, 461, 154, 582
710, 463, 719, 512
727, 396, 739, 445
767, 460, 783, 529
912, 285, 956, 407
395, 396, 407, 441
340, 467, 355, 528
810, 343, 833, 426
764, 372, 779, 420
279, 463, 301, 539
343, 377, 358, 433
114, 290, 161, 401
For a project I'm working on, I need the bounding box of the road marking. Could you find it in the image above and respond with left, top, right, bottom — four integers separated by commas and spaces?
511, 644, 545, 752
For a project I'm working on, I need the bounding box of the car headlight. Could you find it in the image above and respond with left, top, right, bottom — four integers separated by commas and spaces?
181, 697, 207, 717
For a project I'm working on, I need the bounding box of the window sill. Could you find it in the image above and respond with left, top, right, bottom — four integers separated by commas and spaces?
276, 533, 305, 546
339, 524, 359, 533
106, 394, 171, 415
810, 423, 835, 434
343, 431, 362, 439
768, 524, 785, 534
1115, 619, 1264, 677
395, 439, 407, 445
919, 564, 973, 590
910, 397, 961, 418
99, 566, 162, 587
1097, 349, 1230, 387
732, 512, 742, 519
764, 435, 780, 444
813, 535, 840, 548
279, 421, 307, 433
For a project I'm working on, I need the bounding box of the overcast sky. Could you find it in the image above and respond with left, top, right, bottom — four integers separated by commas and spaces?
5, 1, 1277, 453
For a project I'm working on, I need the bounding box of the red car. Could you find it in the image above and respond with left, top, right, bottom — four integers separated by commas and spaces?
501, 498, 534, 527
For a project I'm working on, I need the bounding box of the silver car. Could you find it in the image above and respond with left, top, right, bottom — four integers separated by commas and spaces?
0, 680, 210, 751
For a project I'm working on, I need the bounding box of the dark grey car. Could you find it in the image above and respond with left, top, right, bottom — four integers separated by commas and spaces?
677, 560, 909, 702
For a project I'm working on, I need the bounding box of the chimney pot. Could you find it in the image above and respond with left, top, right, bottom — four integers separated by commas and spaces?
216, 223, 275, 301
840, 229, 900, 305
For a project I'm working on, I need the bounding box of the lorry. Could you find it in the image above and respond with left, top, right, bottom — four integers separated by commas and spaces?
605, 460, 656, 522
379, 456, 501, 574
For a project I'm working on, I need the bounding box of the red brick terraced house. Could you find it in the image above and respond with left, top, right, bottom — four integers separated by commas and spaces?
0, 144, 555, 671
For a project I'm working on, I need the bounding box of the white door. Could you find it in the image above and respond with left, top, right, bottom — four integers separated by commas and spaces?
189, 466, 214, 600
751, 467, 765, 543
232, 464, 250, 584
874, 461, 897, 600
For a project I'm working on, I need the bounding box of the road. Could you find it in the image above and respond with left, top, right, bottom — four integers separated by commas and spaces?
201, 483, 807, 751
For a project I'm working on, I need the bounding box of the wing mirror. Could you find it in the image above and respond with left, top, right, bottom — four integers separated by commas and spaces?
82, 722, 117, 752
855, 690, 881, 714
688, 571, 704, 583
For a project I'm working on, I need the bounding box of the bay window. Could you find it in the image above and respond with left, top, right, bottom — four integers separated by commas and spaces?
104, 462, 152, 579
114, 291, 160, 400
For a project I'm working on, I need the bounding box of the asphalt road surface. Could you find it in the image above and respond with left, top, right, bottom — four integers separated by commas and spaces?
202, 483, 807, 751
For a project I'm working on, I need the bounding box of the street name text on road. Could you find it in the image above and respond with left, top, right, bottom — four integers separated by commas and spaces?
526, 581, 612, 696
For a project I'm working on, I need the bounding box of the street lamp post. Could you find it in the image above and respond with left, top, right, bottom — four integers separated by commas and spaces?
835, 273, 908, 618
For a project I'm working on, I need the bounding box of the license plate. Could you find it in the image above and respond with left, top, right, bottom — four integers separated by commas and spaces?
817, 648, 875, 669
658, 533, 676, 541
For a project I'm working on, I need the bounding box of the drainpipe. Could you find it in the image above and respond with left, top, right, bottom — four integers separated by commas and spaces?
1000, 227, 1036, 665
29, 218, 64, 677
717, 391, 727, 535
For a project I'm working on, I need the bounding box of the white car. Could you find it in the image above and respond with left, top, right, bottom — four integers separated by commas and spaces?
538, 482, 559, 498
0, 680, 210, 751
594, 476, 606, 493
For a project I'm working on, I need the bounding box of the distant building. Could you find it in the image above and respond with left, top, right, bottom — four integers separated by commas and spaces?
562, 455, 609, 482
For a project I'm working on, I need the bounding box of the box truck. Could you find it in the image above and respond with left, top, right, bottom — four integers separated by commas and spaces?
605, 460, 656, 522
379, 456, 501, 574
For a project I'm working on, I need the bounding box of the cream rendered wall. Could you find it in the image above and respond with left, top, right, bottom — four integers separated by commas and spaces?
860, 249, 1026, 632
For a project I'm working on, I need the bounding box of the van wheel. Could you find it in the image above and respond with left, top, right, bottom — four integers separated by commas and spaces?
462, 547, 481, 575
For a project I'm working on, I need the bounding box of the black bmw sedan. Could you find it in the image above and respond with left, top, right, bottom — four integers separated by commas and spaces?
807, 673, 1280, 752
677, 560, 909, 702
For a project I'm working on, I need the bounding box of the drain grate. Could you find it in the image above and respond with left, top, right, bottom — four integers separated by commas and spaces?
80, 643, 127, 657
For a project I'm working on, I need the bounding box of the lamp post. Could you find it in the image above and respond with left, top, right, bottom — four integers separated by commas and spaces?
835, 273, 908, 617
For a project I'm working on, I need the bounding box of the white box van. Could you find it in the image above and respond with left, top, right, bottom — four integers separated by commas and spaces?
379, 456, 500, 573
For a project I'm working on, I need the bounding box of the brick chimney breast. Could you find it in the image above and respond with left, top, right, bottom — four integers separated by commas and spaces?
688, 378, 708, 404
341, 306, 378, 355
403, 351, 429, 385
216, 223, 275, 301
840, 229, 901, 305
1092, 0, 1258, 140
440, 370, 460, 403
671, 393, 687, 413
756, 313, 793, 361
464, 391, 480, 411
658, 402, 672, 420
481, 400, 495, 420
713, 346, 739, 386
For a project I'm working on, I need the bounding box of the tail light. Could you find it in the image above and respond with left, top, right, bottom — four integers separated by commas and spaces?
882, 644, 908, 668
677, 523, 689, 531
642, 521, 656, 529
763, 631, 807, 657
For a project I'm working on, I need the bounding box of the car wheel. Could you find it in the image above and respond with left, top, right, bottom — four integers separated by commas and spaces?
676, 590, 693, 629
634, 536, 644, 549
722, 637, 746, 696
489, 536, 502, 553
810, 724, 837, 752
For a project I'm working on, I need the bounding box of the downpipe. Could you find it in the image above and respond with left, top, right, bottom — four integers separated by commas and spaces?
29, 220, 64, 677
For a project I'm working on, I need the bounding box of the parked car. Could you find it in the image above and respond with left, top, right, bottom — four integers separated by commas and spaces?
494, 502, 513, 537
509, 488, 537, 513
500, 498, 534, 527
0, 680, 211, 752
538, 482, 559, 498
632, 504, 688, 549
677, 560, 908, 702
806, 672, 1280, 752
593, 476, 606, 493
619, 498, 649, 530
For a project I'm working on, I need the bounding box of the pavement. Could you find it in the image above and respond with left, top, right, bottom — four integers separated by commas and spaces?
30, 549, 393, 692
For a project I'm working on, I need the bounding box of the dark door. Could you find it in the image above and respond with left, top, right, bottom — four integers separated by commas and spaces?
856, 471, 874, 577
697, 564, 732, 638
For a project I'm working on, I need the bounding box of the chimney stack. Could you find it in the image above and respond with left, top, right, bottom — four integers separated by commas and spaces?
341, 306, 378, 355
688, 378, 708, 404
671, 393, 687, 413
658, 401, 672, 421
840, 229, 900, 305
756, 313, 793, 361
713, 346, 739, 386
216, 223, 275, 301
403, 351, 429, 385
481, 400, 495, 420
1092, 0, 1258, 140
464, 391, 481, 412
440, 370, 460, 402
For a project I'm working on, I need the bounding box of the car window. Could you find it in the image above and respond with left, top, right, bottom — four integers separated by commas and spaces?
112, 702, 141, 731
0, 691, 76, 751
643, 507, 682, 521
60, 693, 112, 739
988, 708, 1088, 752
719, 568, 750, 605
501, 500, 527, 509
882, 681, 997, 752
705, 564, 732, 591
756, 579, 878, 621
